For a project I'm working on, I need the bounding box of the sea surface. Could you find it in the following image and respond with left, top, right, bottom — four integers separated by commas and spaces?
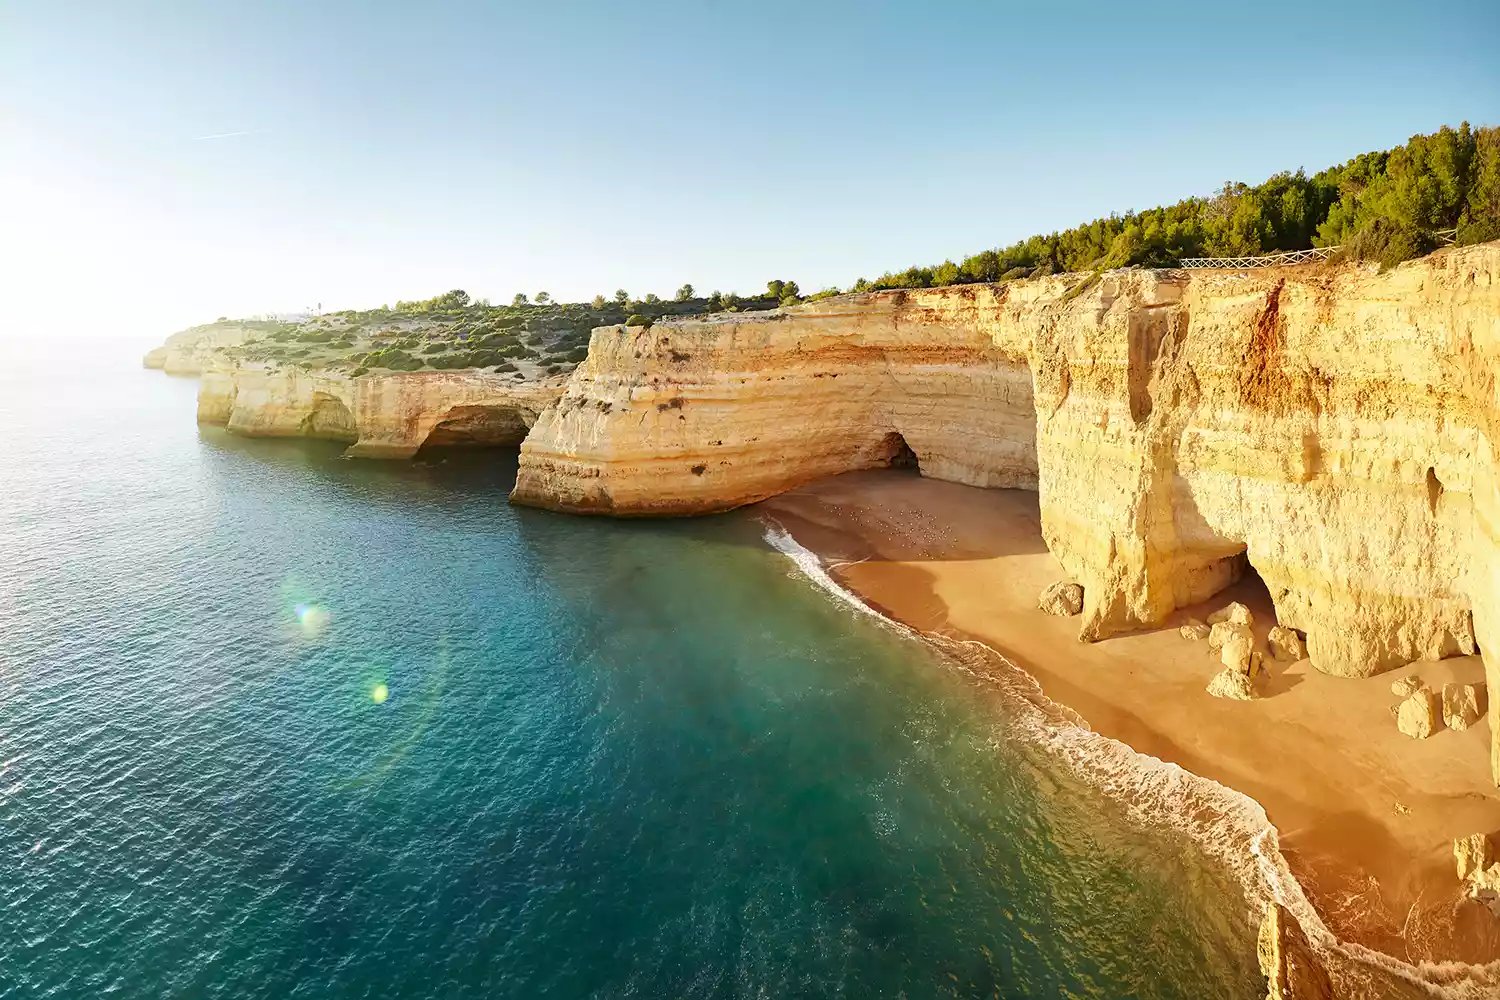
0, 348, 1262, 998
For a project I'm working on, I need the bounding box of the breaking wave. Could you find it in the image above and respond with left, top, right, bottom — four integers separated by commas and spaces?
762, 516, 1500, 1000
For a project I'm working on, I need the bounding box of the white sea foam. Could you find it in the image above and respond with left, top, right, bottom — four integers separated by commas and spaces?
763, 518, 1500, 1000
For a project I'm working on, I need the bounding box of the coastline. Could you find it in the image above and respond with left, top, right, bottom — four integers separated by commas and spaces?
759, 470, 1500, 994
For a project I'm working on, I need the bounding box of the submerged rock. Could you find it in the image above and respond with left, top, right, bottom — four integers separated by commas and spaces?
1389, 675, 1425, 699
1207, 602, 1254, 628
1179, 618, 1211, 641
1442, 682, 1483, 731
1208, 666, 1258, 701
1396, 688, 1441, 739
1257, 903, 1333, 1000
1038, 582, 1083, 617
1267, 626, 1305, 662
1456, 833, 1493, 882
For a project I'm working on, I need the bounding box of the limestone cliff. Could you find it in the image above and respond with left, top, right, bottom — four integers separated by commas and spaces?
197, 364, 564, 458
511, 244, 1500, 777
143, 321, 261, 375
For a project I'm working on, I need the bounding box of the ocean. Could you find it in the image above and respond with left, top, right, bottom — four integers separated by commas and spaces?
0, 349, 1261, 998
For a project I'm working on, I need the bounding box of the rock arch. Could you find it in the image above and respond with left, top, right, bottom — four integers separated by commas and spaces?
417, 404, 532, 451
300, 392, 357, 442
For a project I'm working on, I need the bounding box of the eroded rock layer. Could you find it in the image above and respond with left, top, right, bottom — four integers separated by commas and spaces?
512, 245, 1500, 779
197, 365, 564, 458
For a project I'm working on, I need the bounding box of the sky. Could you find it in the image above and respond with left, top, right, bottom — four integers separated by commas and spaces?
2, 0, 1498, 346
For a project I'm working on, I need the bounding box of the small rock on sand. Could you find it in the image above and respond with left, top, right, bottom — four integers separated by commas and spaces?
1179, 619, 1211, 641
1038, 582, 1083, 617
1390, 675, 1425, 699
1208, 666, 1258, 700
1396, 688, 1441, 739
1207, 602, 1254, 628
1267, 625, 1305, 662
1443, 683, 1484, 731
1456, 833, 1493, 882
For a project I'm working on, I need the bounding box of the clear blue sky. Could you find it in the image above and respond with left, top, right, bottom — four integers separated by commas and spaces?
3, 0, 1497, 343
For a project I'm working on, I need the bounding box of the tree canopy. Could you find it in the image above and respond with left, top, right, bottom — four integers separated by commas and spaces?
854, 123, 1498, 291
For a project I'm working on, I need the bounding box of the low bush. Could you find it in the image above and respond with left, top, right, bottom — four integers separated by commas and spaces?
624, 314, 651, 328
1346, 218, 1438, 270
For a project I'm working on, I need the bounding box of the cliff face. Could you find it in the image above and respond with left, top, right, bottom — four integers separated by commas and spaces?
197, 365, 564, 458
510, 289, 1038, 515
512, 244, 1500, 776
143, 322, 259, 375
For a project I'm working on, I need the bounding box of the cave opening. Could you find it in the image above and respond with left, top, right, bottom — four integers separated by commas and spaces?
301, 393, 357, 443
417, 405, 530, 455
878, 431, 920, 472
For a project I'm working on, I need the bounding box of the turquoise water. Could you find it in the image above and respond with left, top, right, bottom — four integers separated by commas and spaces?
0, 350, 1261, 998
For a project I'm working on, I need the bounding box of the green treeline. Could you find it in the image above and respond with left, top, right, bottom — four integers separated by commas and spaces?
850, 123, 1500, 291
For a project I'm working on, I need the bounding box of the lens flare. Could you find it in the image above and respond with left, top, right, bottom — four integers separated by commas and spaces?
293, 603, 331, 636
371, 683, 389, 704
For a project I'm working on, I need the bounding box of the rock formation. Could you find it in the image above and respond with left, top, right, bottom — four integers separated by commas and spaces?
195, 364, 564, 457
1179, 619, 1211, 641
143, 321, 259, 374
1267, 626, 1306, 661
507, 243, 1500, 781
1257, 903, 1334, 1000
1396, 688, 1441, 739
1208, 666, 1258, 701
1039, 582, 1084, 616
1443, 682, 1484, 731
1456, 832, 1492, 881
1390, 675, 1425, 699
158, 244, 1500, 782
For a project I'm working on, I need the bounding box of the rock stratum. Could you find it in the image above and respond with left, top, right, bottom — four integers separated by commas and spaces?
167, 242, 1500, 785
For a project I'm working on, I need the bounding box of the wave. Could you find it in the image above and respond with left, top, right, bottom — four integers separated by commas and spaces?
760, 515, 1500, 1000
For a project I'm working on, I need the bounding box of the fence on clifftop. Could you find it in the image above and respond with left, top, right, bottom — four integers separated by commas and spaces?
1177, 229, 1456, 269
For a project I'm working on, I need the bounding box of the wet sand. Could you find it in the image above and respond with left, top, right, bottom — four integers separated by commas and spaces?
761, 470, 1500, 964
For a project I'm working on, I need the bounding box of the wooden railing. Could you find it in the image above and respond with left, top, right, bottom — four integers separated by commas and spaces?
1178, 230, 1457, 269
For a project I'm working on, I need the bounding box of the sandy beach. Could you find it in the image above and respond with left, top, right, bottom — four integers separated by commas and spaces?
762, 470, 1500, 965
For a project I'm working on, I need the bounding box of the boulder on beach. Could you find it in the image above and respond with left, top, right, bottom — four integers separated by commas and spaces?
1456, 833, 1493, 882
1267, 626, 1305, 662
1038, 581, 1083, 617
1179, 618, 1211, 641
1390, 675, 1424, 699
1207, 666, 1258, 701
1207, 602, 1254, 628
1396, 688, 1441, 739
1208, 621, 1252, 652
1220, 632, 1254, 672
1443, 682, 1483, 731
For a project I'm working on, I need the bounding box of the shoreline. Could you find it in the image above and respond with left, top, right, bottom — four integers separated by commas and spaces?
759, 470, 1500, 994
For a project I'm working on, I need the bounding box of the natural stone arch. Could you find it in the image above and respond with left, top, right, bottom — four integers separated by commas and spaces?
300, 392, 357, 442
417, 404, 532, 451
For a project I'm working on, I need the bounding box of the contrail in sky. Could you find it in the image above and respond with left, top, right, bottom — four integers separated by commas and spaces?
192, 130, 264, 141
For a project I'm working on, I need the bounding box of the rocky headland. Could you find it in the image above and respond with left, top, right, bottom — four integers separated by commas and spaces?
151, 241, 1500, 996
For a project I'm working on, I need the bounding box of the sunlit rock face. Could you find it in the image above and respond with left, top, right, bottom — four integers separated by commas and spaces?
510, 287, 1040, 516
195, 365, 564, 458
512, 244, 1500, 777
143, 322, 258, 374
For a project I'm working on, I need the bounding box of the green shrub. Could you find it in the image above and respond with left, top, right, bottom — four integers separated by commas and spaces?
565, 347, 589, 363
1456, 218, 1500, 246
624, 314, 651, 328
1346, 218, 1438, 270
351, 366, 369, 377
